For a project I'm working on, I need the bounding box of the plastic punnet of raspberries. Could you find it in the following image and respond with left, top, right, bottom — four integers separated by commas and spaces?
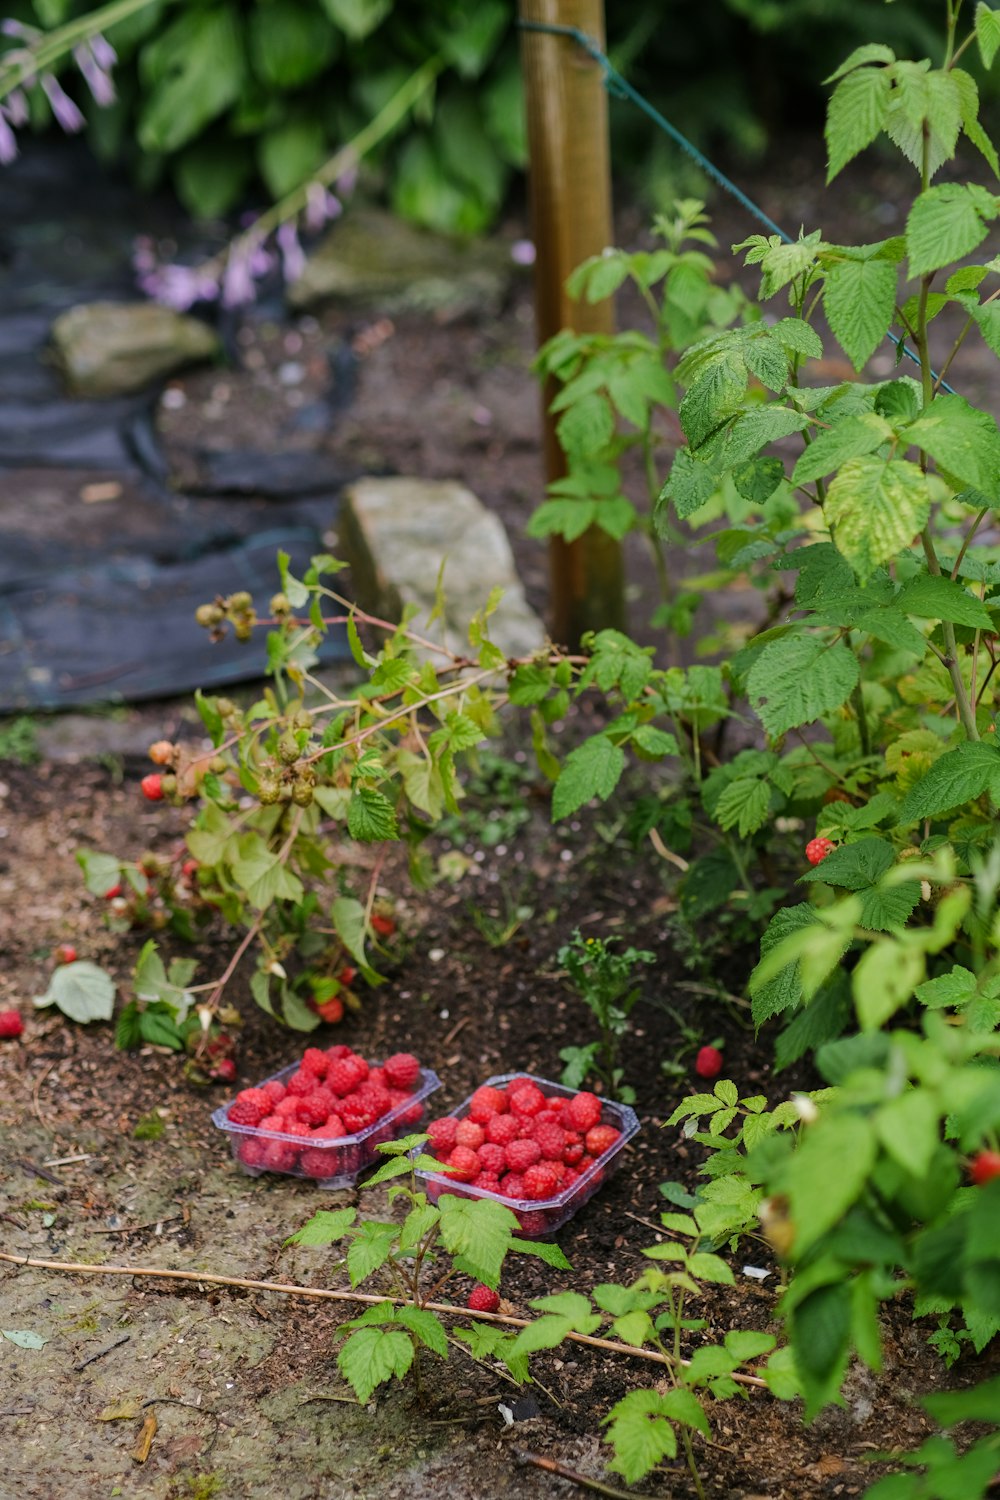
805, 836, 835, 866
467, 1284, 500, 1313
0, 1010, 24, 1039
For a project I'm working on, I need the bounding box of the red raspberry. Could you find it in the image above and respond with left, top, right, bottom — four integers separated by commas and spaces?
0, 1010, 24, 1039
585, 1125, 621, 1158
562, 1167, 581, 1188
522, 1163, 559, 1200
317, 996, 345, 1024
505, 1137, 541, 1172
567, 1091, 602, 1131
261, 1080, 286, 1107
300, 1120, 347, 1177
383, 1052, 420, 1089
562, 1132, 585, 1166
355, 1084, 392, 1119
445, 1145, 481, 1183
103, 883, 123, 900
467, 1284, 500, 1314
327, 1056, 367, 1096
469, 1086, 507, 1123
548, 1159, 567, 1186
500, 1173, 525, 1200
386, 1094, 423, 1125
806, 836, 835, 866
54, 944, 77, 965
371, 913, 395, 938
516, 1210, 551, 1236
455, 1119, 485, 1151
474, 1173, 503, 1195
274, 1095, 303, 1120
476, 1143, 506, 1175
286, 1068, 317, 1097
258, 1114, 284, 1130
327, 1044, 353, 1062
534, 1108, 563, 1130
239, 1137, 267, 1169
341, 1101, 378, 1133
534, 1123, 567, 1161
227, 1088, 269, 1126
140, 773, 164, 801
261, 1139, 297, 1171
338, 965, 356, 986
211, 1057, 238, 1084
427, 1117, 459, 1154
970, 1150, 1000, 1185
300, 1047, 329, 1078
508, 1082, 545, 1116
695, 1045, 723, 1080
485, 1113, 519, 1146
368, 1066, 388, 1089
299, 1088, 337, 1127
577, 1155, 597, 1174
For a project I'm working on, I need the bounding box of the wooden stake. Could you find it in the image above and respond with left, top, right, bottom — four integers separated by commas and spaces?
519, 0, 625, 645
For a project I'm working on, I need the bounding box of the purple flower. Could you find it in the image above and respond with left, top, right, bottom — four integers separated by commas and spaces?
277, 221, 306, 283
89, 33, 117, 71
1, 18, 39, 39
510, 239, 536, 267
304, 181, 341, 232
41, 74, 84, 133
221, 247, 257, 308
0, 113, 17, 166
73, 41, 115, 107
4, 90, 28, 126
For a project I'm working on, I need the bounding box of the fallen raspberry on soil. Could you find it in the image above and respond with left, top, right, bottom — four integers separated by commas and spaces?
694, 1045, 723, 1080
466, 1284, 500, 1313
0, 1010, 24, 1039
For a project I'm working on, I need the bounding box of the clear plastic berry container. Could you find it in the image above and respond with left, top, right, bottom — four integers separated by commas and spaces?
212, 1061, 441, 1190
414, 1072, 640, 1238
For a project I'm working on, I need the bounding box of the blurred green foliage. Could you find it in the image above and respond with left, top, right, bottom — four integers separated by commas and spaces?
2, 0, 976, 228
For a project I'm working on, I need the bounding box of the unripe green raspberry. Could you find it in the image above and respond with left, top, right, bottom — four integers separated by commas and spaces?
277, 732, 300, 765
257, 777, 280, 805
270, 592, 291, 616
291, 782, 314, 807
229, 591, 253, 612
195, 603, 224, 628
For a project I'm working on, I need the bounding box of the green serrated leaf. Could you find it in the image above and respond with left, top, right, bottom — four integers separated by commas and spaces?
551, 735, 625, 820
437, 1194, 518, 1288
899, 741, 1000, 822
907, 183, 998, 276
825, 456, 931, 579
823, 256, 898, 371
34, 962, 115, 1024
826, 65, 892, 181
347, 787, 399, 842
747, 635, 859, 737
336, 1326, 413, 1404
346, 1221, 399, 1287
285, 1208, 358, 1247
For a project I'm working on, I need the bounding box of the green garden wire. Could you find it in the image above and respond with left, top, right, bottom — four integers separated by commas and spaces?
518, 19, 956, 396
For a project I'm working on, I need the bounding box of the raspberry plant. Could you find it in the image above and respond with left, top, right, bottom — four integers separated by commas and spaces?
554, 930, 654, 1100
285, 1134, 570, 1400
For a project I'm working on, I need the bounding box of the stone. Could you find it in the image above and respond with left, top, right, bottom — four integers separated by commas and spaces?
289, 207, 510, 319
338, 477, 546, 661
51, 301, 220, 398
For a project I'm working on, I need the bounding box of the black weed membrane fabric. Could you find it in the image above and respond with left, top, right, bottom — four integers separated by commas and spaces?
0, 529, 344, 710
0, 142, 351, 711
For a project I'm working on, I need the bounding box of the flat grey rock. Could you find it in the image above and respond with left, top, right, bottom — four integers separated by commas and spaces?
51, 301, 220, 398
289, 207, 510, 319
338, 476, 546, 661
